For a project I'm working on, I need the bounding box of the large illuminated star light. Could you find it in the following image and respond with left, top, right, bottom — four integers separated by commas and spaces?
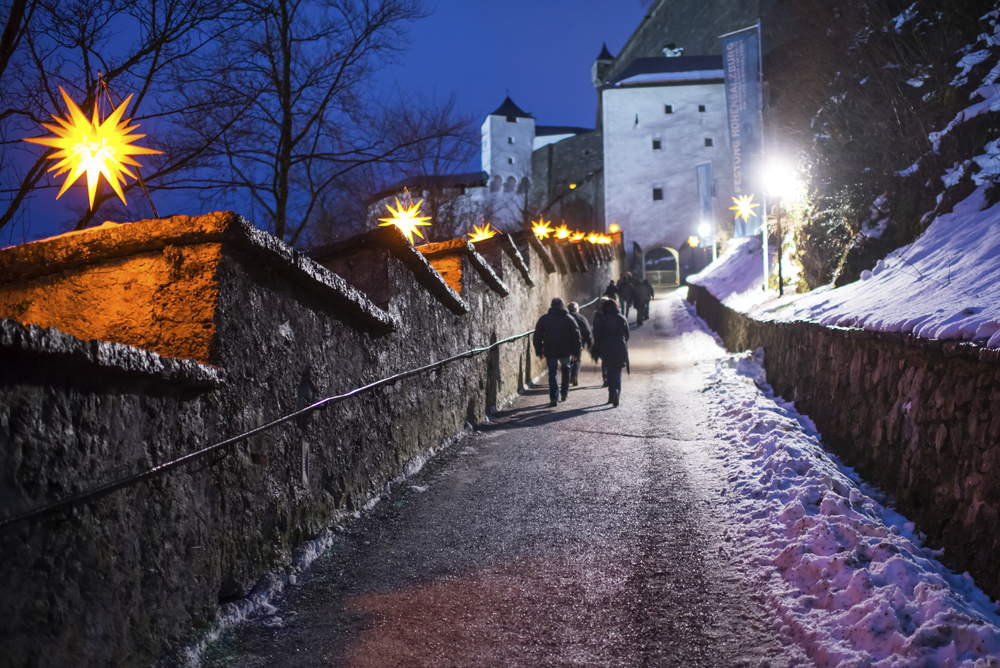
468, 222, 498, 242
532, 216, 553, 240
378, 191, 432, 244
729, 194, 760, 222
24, 87, 161, 209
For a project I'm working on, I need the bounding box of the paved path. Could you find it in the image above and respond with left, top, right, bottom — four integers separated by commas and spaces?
199, 294, 797, 667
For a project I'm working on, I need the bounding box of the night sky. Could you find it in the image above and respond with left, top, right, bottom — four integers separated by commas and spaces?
378, 0, 648, 131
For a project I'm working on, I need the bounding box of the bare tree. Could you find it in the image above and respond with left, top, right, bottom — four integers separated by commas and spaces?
1, 0, 246, 240
169, 0, 484, 246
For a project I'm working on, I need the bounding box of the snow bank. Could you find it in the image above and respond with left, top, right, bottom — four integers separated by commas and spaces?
687, 234, 776, 312
673, 295, 1000, 667
756, 186, 1000, 347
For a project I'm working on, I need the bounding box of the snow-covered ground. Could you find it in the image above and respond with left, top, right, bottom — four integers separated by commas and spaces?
688, 185, 1000, 347
670, 292, 1000, 667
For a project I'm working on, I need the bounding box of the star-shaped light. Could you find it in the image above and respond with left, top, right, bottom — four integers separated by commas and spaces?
378, 191, 432, 244
729, 194, 760, 223
468, 222, 498, 242
555, 223, 570, 240
586, 233, 600, 244
609, 224, 620, 233
598, 234, 613, 244
570, 232, 585, 242
532, 216, 553, 240
23, 87, 161, 210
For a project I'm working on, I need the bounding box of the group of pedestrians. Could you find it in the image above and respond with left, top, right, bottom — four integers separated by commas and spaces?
603, 273, 655, 326
532, 289, 633, 408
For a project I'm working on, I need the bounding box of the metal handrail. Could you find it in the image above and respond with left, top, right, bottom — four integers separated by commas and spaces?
0, 295, 603, 530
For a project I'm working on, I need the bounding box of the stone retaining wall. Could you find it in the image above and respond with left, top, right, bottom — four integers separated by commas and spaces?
687, 283, 1000, 600
0, 213, 621, 668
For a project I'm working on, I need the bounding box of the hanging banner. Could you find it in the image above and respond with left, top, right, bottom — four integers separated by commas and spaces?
696, 161, 713, 225
721, 24, 763, 236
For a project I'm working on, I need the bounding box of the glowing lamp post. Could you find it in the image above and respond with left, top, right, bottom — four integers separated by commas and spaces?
764, 161, 798, 297
378, 191, 432, 244
23, 86, 161, 210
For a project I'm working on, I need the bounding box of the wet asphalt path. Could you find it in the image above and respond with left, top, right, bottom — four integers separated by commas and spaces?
199, 293, 796, 667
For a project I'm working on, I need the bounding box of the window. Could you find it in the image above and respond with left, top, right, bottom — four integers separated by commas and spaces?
508, 137, 514, 144
506, 115, 517, 123
664, 104, 673, 114
652, 187, 664, 201
508, 157, 514, 164
504, 176, 516, 193
490, 175, 502, 193
517, 176, 530, 194
699, 104, 706, 112
652, 138, 662, 150
704, 138, 714, 147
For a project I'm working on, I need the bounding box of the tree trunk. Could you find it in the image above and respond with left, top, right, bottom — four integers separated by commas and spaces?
275, 0, 293, 242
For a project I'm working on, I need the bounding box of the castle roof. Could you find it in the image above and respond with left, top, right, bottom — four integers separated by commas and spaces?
607, 55, 724, 87
596, 43, 615, 61
535, 126, 593, 137
366, 171, 489, 205
488, 96, 533, 120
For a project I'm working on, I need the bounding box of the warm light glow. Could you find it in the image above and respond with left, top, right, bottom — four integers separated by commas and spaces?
609, 224, 620, 233
569, 183, 577, 189
23, 87, 161, 209
570, 232, 585, 242
586, 233, 600, 244
598, 235, 613, 244
378, 191, 432, 244
468, 222, 498, 242
688, 236, 700, 247
532, 216, 553, 240
555, 223, 570, 240
729, 194, 760, 222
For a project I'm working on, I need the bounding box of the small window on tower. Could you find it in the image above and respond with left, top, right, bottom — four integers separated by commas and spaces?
508, 137, 514, 144
508, 157, 514, 164
652, 138, 662, 150
664, 105, 673, 114
699, 104, 706, 112
652, 187, 664, 201
704, 138, 714, 147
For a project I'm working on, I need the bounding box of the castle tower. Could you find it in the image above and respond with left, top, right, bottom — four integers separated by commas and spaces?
592, 43, 615, 88
481, 97, 535, 192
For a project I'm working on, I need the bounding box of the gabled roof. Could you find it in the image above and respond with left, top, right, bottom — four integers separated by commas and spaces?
488, 96, 533, 120
596, 43, 615, 61
535, 126, 593, 137
366, 171, 488, 205
607, 55, 724, 87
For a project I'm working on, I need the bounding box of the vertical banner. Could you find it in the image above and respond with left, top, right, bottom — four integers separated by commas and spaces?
721, 24, 763, 237
696, 161, 714, 225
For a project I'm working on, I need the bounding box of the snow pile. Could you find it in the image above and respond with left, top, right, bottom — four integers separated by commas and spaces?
756, 186, 1000, 346
675, 297, 1000, 666
686, 234, 776, 312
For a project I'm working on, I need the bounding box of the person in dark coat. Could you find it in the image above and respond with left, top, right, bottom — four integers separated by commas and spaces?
591, 299, 608, 386
617, 273, 635, 318
633, 278, 654, 327
592, 299, 629, 407
566, 301, 593, 386
533, 297, 582, 406
603, 280, 618, 301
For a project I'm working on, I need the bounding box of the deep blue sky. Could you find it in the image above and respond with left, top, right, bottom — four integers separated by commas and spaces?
380, 0, 647, 129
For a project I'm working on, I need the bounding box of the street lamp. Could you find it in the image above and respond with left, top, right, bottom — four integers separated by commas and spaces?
698, 222, 716, 262
763, 161, 798, 297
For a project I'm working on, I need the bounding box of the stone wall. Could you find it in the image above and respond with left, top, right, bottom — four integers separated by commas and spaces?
0, 213, 621, 668
688, 284, 1000, 599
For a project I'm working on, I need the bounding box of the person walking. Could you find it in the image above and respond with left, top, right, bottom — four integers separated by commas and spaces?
591, 299, 608, 387
617, 273, 635, 319
566, 302, 593, 387
533, 298, 582, 407
633, 278, 654, 327
593, 299, 629, 407
603, 280, 618, 302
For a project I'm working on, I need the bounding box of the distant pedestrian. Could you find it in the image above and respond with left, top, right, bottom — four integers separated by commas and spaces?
617, 273, 635, 318
591, 299, 609, 386
603, 280, 618, 302
593, 299, 629, 407
566, 302, 593, 387
633, 278, 654, 327
533, 298, 582, 407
